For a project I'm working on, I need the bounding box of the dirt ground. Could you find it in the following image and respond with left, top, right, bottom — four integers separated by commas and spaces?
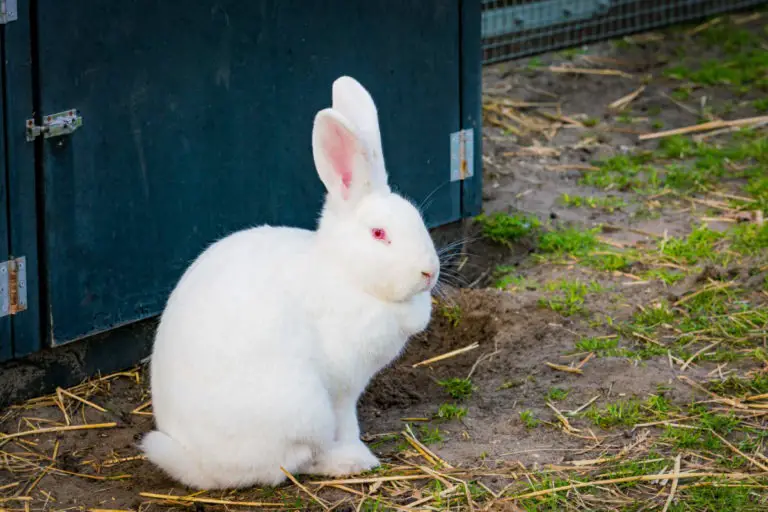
2, 10, 768, 512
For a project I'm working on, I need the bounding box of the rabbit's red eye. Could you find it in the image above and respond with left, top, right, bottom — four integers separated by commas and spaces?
371, 228, 387, 241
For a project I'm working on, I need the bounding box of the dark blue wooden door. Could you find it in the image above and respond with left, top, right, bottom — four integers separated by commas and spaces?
35, 0, 464, 346
0, 31, 9, 359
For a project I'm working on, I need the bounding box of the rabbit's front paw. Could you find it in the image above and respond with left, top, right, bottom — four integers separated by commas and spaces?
397, 291, 433, 335
309, 442, 380, 476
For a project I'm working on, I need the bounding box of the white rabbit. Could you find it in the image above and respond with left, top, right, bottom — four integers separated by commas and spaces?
140, 76, 440, 490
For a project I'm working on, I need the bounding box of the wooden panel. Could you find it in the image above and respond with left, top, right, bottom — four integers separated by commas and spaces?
35, 0, 462, 346
6, 0, 42, 358
0, 28, 10, 360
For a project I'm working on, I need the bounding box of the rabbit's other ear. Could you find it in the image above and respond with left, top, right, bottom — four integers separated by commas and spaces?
313, 108, 380, 206
332, 76, 389, 191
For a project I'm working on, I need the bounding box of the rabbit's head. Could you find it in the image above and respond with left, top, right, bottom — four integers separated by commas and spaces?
313, 76, 439, 303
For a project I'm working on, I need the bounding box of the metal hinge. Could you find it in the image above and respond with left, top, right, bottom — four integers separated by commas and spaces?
0, 257, 27, 318
0, 0, 17, 24
450, 128, 474, 182
26, 110, 83, 142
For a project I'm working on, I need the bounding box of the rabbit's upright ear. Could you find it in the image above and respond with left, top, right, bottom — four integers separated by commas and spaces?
332, 77, 389, 192
313, 109, 379, 205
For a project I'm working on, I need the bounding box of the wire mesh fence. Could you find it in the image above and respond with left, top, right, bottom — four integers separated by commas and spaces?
482, 0, 768, 64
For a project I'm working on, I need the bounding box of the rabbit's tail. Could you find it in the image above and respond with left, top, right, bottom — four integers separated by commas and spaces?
141, 430, 217, 489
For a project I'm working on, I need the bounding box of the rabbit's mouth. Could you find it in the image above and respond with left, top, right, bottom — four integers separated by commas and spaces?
417, 275, 438, 294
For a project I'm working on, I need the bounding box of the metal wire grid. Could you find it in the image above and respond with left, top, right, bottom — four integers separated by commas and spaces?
482, 0, 768, 64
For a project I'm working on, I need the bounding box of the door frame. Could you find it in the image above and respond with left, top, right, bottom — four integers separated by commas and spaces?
3, 0, 41, 359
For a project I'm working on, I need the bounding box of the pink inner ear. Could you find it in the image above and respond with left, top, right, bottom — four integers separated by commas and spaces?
324, 122, 356, 200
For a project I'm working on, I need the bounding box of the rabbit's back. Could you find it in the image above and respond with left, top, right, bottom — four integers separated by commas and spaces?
149, 226, 325, 451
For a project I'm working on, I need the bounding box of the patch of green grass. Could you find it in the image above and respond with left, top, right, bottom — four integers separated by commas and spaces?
729, 130, 768, 162
358, 498, 392, 511
744, 176, 768, 211
282, 497, 314, 509
418, 425, 444, 445
437, 378, 475, 401
700, 411, 740, 435
720, 100, 737, 116
651, 119, 664, 130
538, 227, 600, 256
574, 336, 632, 357
582, 251, 634, 272
560, 193, 627, 212
466, 481, 489, 502
518, 477, 572, 511
476, 213, 540, 246
582, 117, 599, 127
436, 403, 467, 421
663, 425, 722, 451
664, 164, 709, 193
368, 433, 401, 451
660, 225, 724, 265
559, 47, 587, 60
669, 484, 759, 512
684, 300, 768, 340
588, 314, 616, 330
643, 394, 673, 416
585, 394, 675, 428
754, 97, 768, 112
631, 301, 675, 330
642, 268, 686, 285
544, 279, 603, 294
585, 399, 642, 429
498, 379, 524, 390
438, 303, 462, 327
539, 279, 602, 317
586, 131, 767, 196
494, 274, 524, 290
665, 53, 768, 90
745, 166, 768, 188
519, 410, 539, 429
601, 454, 668, 483
729, 222, 768, 255
546, 387, 569, 401
539, 294, 585, 316
493, 266, 537, 290
601, 451, 669, 486
699, 23, 762, 54
657, 135, 697, 159
633, 344, 672, 359
527, 56, 543, 70
579, 153, 658, 192
666, 23, 768, 98
707, 373, 768, 397
670, 86, 692, 101
677, 287, 735, 333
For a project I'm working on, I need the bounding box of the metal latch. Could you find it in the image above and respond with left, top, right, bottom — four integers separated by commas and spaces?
26, 110, 83, 142
0, 0, 17, 24
450, 128, 474, 182
1, 257, 27, 318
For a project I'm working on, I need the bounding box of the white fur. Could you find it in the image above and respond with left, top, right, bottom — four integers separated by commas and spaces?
141, 76, 439, 489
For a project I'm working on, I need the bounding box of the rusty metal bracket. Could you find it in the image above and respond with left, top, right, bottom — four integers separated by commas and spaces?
1, 257, 28, 318
450, 128, 474, 182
